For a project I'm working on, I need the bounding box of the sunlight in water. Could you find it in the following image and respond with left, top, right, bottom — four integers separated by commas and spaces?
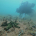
20, 0, 23, 4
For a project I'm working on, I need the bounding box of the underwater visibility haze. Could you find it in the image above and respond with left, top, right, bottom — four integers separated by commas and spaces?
0, 0, 36, 16
0, 0, 36, 36
0, 0, 36, 20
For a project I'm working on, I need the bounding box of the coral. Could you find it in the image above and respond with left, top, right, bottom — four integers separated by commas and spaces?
16, 1, 35, 16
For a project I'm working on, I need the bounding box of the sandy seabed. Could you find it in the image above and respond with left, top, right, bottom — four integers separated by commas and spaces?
0, 20, 34, 36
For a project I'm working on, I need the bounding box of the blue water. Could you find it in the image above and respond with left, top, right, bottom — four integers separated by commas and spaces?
0, 0, 36, 19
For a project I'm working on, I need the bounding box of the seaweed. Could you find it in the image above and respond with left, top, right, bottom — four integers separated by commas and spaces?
1, 21, 8, 26
4, 21, 20, 31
